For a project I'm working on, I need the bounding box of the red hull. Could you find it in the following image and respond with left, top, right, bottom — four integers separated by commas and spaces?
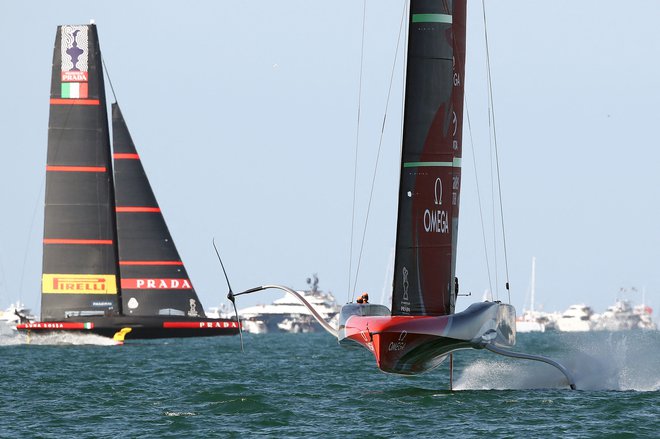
340, 315, 467, 374
338, 302, 516, 375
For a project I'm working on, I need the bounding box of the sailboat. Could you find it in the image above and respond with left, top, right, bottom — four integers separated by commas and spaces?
16, 24, 239, 340
516, 257, 547, 332
232, 0, 575, 388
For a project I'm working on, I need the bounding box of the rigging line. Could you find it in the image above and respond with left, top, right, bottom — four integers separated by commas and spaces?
348, 0, 368, 303
351, 0, 408, 298
465, 104, 493, 296
481, 0, 498, 301
18, 175, 45, 303
481, 0, 511, 303
489, 106, 499, 301
101, 54, 118, 103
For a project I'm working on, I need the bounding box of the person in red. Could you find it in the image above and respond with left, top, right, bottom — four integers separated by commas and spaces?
356, 293, 369, 304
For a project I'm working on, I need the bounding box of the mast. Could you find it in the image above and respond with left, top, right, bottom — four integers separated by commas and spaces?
42, 24, 119, 321
391, 0, 466, 316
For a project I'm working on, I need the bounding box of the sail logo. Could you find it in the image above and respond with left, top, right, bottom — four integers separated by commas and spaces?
400, 267, 411, 314
188, 299, 199, 317
121, 278, 193, 290
423, 178, 449, 234
434, 178, 442, 205
163, 321, 241, 329
402, 267, 409, 301
42, 274, 117, 294
60, 25, 89, 98
198, 321, 240, 329
388, 331, 407, 352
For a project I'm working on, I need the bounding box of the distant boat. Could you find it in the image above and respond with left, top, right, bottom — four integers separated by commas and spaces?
634, 304, 656, 330
593, 298, 657, 331
0, 301, 35, 326
239, 275, 340, 334
16, 24, 239, 341
516, 257, 546, 333
555, 304, 595, 332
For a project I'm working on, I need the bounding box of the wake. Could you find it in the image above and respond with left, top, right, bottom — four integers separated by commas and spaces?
453, 331, 660, 391
0, 323, 116, 346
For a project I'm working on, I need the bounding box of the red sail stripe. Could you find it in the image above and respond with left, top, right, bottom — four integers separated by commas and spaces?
49, 98, 100, 106
115, 207, 161, 213
46, 165, 106, 172
119, 261, 184, 266
113, 153, 140, 159
43, 239, 113, 245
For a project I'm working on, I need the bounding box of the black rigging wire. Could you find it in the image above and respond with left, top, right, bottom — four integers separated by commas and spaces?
465, 105, 494, 296
348, 0, 368, 304
101, 54, 118, 103
351, 0, 408, 298
481, 0, 511, 303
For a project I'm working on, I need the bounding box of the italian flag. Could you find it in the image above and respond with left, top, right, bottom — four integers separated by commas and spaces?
61, 82, 89, 99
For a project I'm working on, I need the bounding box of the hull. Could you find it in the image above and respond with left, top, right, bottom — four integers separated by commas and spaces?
338, 302, 516, 374
16, 316, 240, 339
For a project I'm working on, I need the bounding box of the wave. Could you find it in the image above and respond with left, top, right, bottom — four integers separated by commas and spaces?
454, 331, 660, 391
0, 323, 116, 346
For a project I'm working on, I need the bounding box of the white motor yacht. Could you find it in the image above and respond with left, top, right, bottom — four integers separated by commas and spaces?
555, 304, 595, 332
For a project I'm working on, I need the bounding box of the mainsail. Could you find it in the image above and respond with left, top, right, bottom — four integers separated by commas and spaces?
392, 0, 466, 316
42, 24, 119, 320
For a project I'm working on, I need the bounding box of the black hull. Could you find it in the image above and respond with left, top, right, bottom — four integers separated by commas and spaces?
16, 316, 240, 340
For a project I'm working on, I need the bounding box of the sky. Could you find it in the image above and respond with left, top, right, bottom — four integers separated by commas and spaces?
0, 0, 658, 319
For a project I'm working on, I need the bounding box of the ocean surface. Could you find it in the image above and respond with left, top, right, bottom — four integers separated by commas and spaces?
0, 326, 658, 438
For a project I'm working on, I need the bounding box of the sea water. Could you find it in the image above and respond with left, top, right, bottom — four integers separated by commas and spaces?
0, 325, 657, 438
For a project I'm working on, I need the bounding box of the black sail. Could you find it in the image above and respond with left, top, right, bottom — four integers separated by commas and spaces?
391, 0, 466, 316
42, 24, 119, 321
112, 104, 207, 318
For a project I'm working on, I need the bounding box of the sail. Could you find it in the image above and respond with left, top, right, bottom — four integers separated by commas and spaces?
112, 104, 207, 318
391, 0, 466, 316
42, 24, 119, 321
